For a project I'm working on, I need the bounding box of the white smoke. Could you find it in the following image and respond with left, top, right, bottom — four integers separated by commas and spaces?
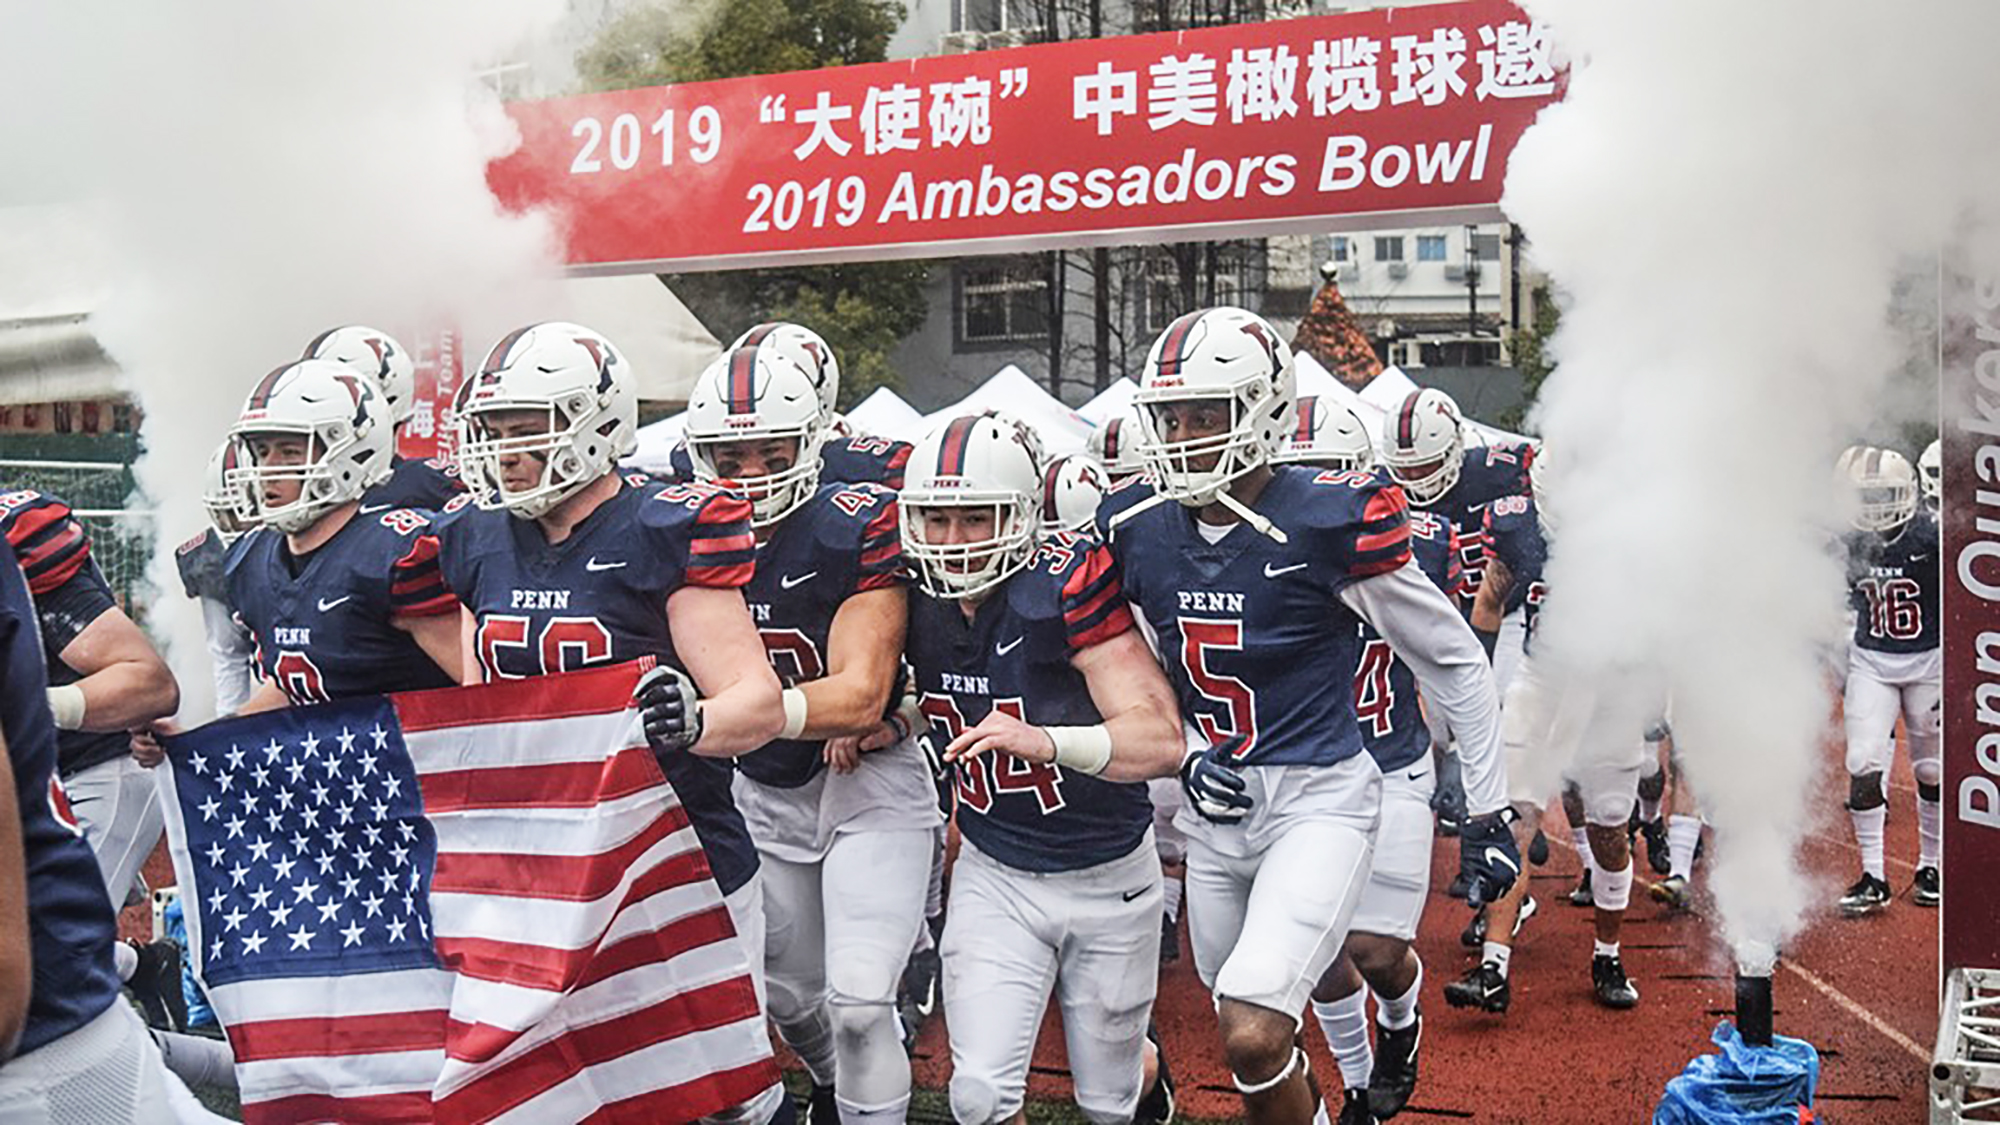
1506, 2, 2000, 965
0, 2, 577, 718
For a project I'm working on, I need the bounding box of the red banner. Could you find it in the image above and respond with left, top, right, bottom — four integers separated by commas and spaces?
487, 0, 1557, 273
1942, 256, 2000, 973
397, 327, 461, 461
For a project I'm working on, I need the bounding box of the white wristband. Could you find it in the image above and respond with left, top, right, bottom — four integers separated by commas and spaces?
47, 684, 86, 731
1043, 725, 1113, 776
779, 688, 810, 740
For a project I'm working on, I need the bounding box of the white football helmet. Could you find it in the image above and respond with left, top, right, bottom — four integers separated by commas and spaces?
202, 441, 252, 541
1837, 445, 1919, 532
1275, 395, 1374, 472
228, 358, 395, 534
1040, 454, 1110, 536
683, 344, 828, 527
1529, 443, 1554, 537
902, 411, 1043, 600
457, 322, 637, 520
730, 322, 840, 414
1382, 388, 1465, 506
1088, 411, 1146, 479
1132, 307, 1295, 509
1919, 438, 1941, 505
305, 325, 416, 427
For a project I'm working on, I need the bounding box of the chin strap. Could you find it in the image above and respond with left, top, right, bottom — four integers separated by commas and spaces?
1107, 486, 1288, 544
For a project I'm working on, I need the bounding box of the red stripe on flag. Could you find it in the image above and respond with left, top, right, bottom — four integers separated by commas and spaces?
394, 663, 645, 733
576, 1061, 786, 1125
228, 1009, 450, 1063
430, 804, 690, 901
437, 867, 729, 992
421, 745, 663, 814
242, 1090, 436, 1125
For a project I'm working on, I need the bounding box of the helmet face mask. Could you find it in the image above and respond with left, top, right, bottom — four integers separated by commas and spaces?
901, 412, 1043, 600
1837, 445, 1919, 533
228, 359, 393, 534
684, 346, 827, 527
456, 323, 637, 521
203, 442, 253, 541
1133, 307, 1295, 508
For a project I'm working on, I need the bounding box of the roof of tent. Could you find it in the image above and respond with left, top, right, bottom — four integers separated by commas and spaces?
845, 386, 924, 440
918, 365, 1095, 455
1078, 378, 1137, 424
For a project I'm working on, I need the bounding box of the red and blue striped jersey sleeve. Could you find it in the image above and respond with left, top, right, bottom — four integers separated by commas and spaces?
855, 493, 905, 593
0, 492, 91, 597
1060, 542, 1134, 652
687, 490, 757, 588
1344, 481, 1413, 580
389, 530, 458, 618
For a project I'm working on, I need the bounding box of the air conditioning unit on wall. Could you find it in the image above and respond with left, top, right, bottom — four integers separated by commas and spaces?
1398, 341, 1426, 368
1387, 262, 1409, 280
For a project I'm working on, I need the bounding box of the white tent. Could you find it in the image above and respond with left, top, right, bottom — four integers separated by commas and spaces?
919, 365, 1096, 456
845, 387, 924, 440
1357, 365, 1420, 415
626, 411, 685, 474
1078, 378, 1137, 425
562, 275, 719, 405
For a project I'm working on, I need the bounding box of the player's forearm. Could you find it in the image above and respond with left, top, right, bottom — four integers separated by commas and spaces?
691, 673, 784, 758
794, 670, 897, 741
70, 659, 180, 732
1094, 707, 1184, 782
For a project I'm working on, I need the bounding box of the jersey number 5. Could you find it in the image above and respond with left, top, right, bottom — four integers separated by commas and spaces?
1177, 617, 1258, 757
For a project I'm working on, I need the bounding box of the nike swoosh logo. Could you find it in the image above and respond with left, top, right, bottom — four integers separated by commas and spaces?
1484, 846, 1520, 876
1264, 562, 1307, 578
317, 596, 351, 612
584, 558, 627, 572
358, 504, 390, 515
1121, 887, 1150, 902
780, 571, 819, 590
995, 637, 1025, 656
1407, 769, 1429, 781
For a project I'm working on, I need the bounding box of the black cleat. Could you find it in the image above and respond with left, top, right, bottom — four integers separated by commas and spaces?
896, 946, 941, 1053
1136, 1022, 1176, 1124
1913, 866, 1941, 908
1591, 954, 1639, 1009
126, 939, 187, 1032
1368, 1009, 1421, 1118
1650, 875, 1692, 914
1567, 868, 1595, 907
1641, 819, 1671, 876
1160, 912, 1180, 964
1444, 871, 1469, 900
802, 1083, 838, 1125
1837, 873, 1891, 917
1337, 1087, 1378, 1125
1443, 961, 1510, 1014
1527, 828, 1550, 866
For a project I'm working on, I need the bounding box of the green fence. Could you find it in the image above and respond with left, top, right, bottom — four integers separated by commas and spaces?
0, 457, 155, 613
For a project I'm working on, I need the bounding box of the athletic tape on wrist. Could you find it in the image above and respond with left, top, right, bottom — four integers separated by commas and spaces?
1043, 725, 1113, 775
779, 688, 810, 740
46, 684, 85, 731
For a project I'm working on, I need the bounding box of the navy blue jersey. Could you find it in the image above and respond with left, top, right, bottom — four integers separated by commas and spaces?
0, 489, 128, 776
1425, 441, 1533, 613
176, 526, 231, 602
1355, 508, 1461, 772
1846, 510, 1941, 654
737, 482, 904, 789
907, 537, 1151, 873
431, 475, 765, 895
363, 455, 465, 512
226, 509, 459, 705
0, 541, 122, 1054
1102, 466, 1413, 768
1482, 493, 1549, 655
668, 435, 913, 492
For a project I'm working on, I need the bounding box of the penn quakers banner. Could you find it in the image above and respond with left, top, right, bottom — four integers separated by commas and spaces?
486, 0, 1559, 273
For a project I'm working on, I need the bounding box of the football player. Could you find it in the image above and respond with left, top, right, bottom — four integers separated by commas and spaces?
174, 443, 258, 715
683, 344, 937, 1125
1281, 399, 1449, 1121
1835, 446, 1941, 913
1102, 308, 1515, 1125
1918, 438, 1941, 513
305, 324, 465, 510
1041, 454, 1111, 537
1448, 450, 1642, 1012
435, 322, 790, 1125
1088, 410, 1147, 484
881, 411, 1183, 1125
0, 486, 177, 908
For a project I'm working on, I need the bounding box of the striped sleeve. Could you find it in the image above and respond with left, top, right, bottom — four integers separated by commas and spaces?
1, 493, 91, 596
389, 531, 458, 617
1444, 524, 1468, 601
687, 491, 756, 588
854, 494, 905, 592
1344, 483, 1413, 580
1060, 543, 1134, 652
878, 442, 912, 492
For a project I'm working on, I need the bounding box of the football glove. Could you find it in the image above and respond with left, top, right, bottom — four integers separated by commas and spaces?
917, 728, 949, 782
1180, 736, 1253, 825
635, 664, 704, 757
1458, 807, 1523, 910
1431, 751, 1467, 826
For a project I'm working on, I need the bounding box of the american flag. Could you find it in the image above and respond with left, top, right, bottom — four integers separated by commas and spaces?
158, 662, 778, 1124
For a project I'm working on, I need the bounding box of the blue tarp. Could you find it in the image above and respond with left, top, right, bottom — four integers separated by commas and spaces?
1655, 1022, 1820, 1124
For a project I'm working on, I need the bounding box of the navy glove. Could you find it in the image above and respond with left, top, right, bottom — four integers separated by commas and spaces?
1458, 807, 1523, 910
1180, 736, 1253, 825
916, 728, 949, 782
1431, 750, 1467, 827
635, 664, 704, 757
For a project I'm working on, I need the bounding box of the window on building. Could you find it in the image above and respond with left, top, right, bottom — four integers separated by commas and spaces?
1473, 232, 1503, 261
957, 257, 1049, 347
1331, 237, 1349, 263
1375, 236, 1404, 261
52, 402, 74, 434
953, 0, 1003, 33
111, 402, 135, 433
1417, 235, 1448, 262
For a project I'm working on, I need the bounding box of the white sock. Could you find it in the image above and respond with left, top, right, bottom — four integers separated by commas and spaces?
1482, 941, 1512, 977
1313, 1101, 1332, 1125
1570, 826, 1591, 862
1160, 872, 1184, 924
1918, 793, 1942, 869
1311, 991, 1373, 1090
1850, 804, 1887, 881
1593, 938, 1620, 959
838, 1092, 910, 1125
113, 940, 139, 982
1373, 960, 1422, 1031
1668, 815, 1702, 880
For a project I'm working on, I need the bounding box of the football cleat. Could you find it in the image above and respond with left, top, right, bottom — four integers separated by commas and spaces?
1160, 912, 1181, 964
1837, 874, 1891, 917
1443, 962, 1510, 1014
1136, 1022, 1176, 1124
1649, 875, 1692, 914
803, 1083, 839, 1125
1368, 1009, 1421, 1118
1641, 819, 1671, 876
1568, 868, 1595, 908
1460, 895, 1536, 948
125, 938, 188, 1032
1527, 828, 1550, 866
896, 946, 941, 1053
1444, 871, 1469, 900
1337, 1087, 1378, 1125
1591, 955, 1640, 1009
1913, 866, 1941, 908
